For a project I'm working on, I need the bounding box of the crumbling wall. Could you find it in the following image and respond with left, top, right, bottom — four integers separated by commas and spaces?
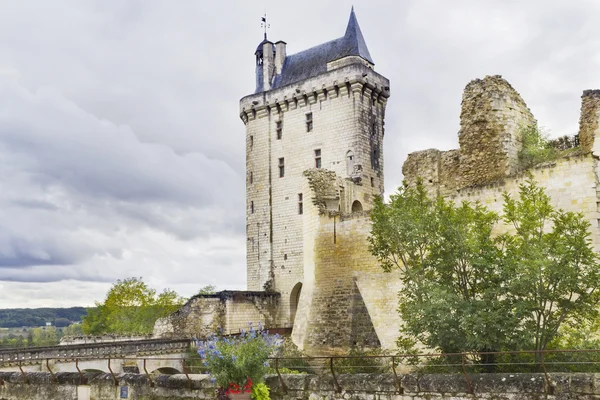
458, 75, 536, 187
401, 149, 441, 197
153, 291, 279, 338
438, 149, 461, 195
579, 89, 600, 153
304, 169, 340, 214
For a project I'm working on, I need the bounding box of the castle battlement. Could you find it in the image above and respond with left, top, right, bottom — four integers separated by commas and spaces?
240, 63, 390, 123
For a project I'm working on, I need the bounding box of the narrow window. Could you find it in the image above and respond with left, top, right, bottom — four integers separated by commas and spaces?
298, 193, 303, 215
284, 254, 288, 260
250, 171, 253, 184
306, 113, 313, 132
370, 177, 374, 187
250, 201, 254, 214
346, 150, 354, 175
276, 121, 283, 139
250, 135, 254, 149
279, 158, 285, 178
314, 149, 321, 168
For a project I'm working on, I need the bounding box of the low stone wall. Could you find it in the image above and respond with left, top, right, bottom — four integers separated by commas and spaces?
0, 371, 215, 399
2, 372, 600, 400
266, 373, 600, 400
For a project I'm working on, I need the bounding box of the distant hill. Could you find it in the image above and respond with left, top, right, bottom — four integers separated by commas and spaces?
0, 307, 88, 328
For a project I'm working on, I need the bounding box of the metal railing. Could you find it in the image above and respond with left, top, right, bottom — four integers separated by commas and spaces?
3, 349, 600, 395
0, 338, 192, 363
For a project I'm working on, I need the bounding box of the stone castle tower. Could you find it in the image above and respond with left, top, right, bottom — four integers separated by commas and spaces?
154, 9, 399, 354
239, 8, 391, 348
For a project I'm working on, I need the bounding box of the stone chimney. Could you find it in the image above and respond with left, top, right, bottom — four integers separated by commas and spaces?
262, 41, 275, 92
578, 90, 600, 154
275, 41, 286, 75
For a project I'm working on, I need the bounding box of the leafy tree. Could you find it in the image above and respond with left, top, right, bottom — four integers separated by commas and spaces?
196, 285, 217, 295
500, 180, 600, 353
81, 306, 108, 335
518, 124, 557, 169
30, 327, 61, 347
369, 181, 521, 363
369, 178, 600, 362
81, 277, 185, 335
62, 323, 84, 337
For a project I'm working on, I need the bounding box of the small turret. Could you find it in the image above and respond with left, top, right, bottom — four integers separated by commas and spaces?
255, 36, 273, 93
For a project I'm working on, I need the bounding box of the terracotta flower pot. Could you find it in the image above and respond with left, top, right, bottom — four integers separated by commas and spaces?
228, 393, 251, 400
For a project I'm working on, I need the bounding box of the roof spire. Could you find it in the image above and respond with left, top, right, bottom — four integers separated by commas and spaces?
344, 7, 374, 64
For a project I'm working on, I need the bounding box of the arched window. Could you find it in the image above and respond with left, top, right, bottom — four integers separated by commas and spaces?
351, 200, 363, 212
346, 150, 354, 176
290, 282, 303, 325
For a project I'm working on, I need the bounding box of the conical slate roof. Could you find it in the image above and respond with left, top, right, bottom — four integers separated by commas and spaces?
267, 8, 374, 92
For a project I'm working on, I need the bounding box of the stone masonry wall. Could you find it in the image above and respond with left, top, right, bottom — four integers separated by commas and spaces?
3, 372, 600, 400
458, 75, 536, 187
300, 213, 402, 354
450, 154, 600, 250
241, 62, 389, 329
267, 373, 600, 400
153, 291, 279, 338
403, 79, 600, 254
579, 89, 600, 153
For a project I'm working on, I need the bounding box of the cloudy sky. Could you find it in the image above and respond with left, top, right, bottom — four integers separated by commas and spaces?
0, 0, 599, 308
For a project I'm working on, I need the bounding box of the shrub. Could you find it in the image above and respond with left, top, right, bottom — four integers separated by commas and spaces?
334, 346, 391, 374
269, 338, 311, 374
196, 323, 281, 392
518, 124, 558, 169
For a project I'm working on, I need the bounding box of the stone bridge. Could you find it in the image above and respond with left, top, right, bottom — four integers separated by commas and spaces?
0, 338, 193, 376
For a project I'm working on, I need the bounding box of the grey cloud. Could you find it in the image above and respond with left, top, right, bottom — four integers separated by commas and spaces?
0, 0, 599, 306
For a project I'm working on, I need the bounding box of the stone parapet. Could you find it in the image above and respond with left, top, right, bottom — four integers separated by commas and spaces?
240, 63, 390, 124
2, 372, 599, 400
0, 338, 191, 367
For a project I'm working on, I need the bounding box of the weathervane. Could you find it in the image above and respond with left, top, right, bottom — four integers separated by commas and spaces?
261, 12, 270, 39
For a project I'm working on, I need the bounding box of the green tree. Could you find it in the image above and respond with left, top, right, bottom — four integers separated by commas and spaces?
500, 180, 600, 353
369, 178, 600, 361
81, 306, 107, 335
62, 323, 84, 337
81, 277, 185, 335
196, 285, 217, 295
30, 327, 60, 347
518, 124, 557, 168
369, 181, 521, 362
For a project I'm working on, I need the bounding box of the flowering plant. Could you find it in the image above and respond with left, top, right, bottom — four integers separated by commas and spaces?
196, 323, 280, 393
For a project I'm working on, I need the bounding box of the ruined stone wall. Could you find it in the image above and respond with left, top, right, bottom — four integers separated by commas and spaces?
241, 62, 389, 328
458, 75, 536, 187
153, 291, 279, 338
403, 79, 600, 254
405, 76, 538, 193
450, 154, 600, 250
224, 292, 280, 333
579, 89, 600, 153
